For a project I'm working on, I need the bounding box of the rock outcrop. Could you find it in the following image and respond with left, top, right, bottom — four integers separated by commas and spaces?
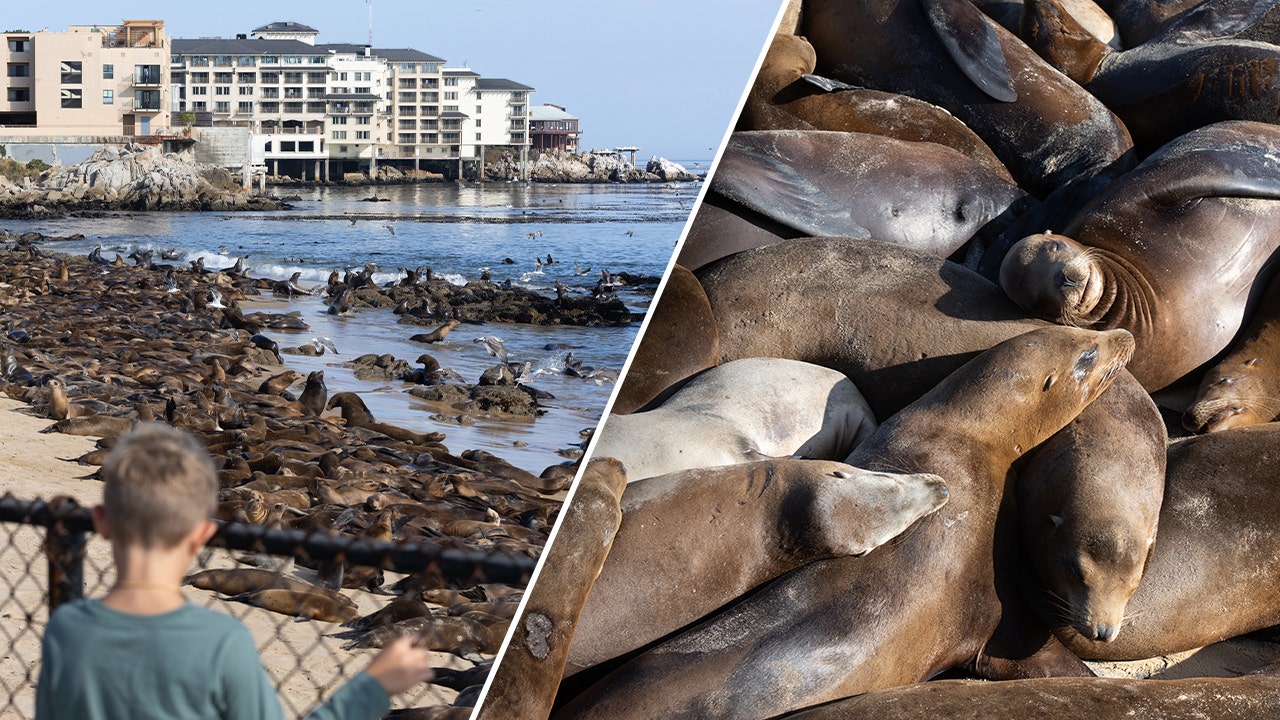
519, 150, 698, 183
0, 143, 283, 218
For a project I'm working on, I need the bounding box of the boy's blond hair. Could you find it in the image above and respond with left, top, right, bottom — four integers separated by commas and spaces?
101, 423, 218, 548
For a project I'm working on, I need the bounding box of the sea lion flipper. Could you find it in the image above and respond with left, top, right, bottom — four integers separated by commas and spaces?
921, 0, 1018, 102
1156, 0, 1280, 43
799, 73, 861, 92
711, 143, 871, 239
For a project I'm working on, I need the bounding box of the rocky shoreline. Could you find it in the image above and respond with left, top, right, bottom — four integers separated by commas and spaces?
0, 143, 284, 219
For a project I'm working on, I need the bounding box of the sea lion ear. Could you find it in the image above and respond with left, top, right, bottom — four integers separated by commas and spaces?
1049, 514, 1064, 529
1043, 374, 1057, 391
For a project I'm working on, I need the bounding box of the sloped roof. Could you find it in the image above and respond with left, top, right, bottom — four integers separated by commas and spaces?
252, 21, 318, 34
475, 78, 534, 91
529, 104, 576, 121
173, 38, 321, 55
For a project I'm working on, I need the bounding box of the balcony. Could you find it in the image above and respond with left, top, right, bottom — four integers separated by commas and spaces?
133, 65, 162, 87
134, 90, 163, 112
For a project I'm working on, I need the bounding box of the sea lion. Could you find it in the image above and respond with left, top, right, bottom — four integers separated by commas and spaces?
998, 121, 1280, 391
297, 370, 327, 417
741, 33, 1012, 182
184, 567, 352, 606
227, 587, 359, 623
326, 391, 445, 444
1104, 0, 1225, 47
803, 0, 1135, 197
257, 369, 303, 397
411, 319, 462, 344
46, 377, 71, 420
1183, 270, 1280, 432
783, 667, 1280, 719
341, 615, 499, 656
592, 357, 878, 482
45, 415, 134, 438
564, 459, 949, 677
704, 130, 1027, 261
611, 265, 717, 414
557, 326, 1134, 719
1055, 423, 1280, 661
476, 458, 627, 720
1017, 372, 1167, 643
1022, 0, 1280, 154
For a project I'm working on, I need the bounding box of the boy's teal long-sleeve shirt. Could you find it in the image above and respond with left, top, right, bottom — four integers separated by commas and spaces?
36, 598, 389, 720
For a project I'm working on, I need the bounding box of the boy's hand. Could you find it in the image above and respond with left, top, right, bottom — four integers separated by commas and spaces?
366, 634, 436, 695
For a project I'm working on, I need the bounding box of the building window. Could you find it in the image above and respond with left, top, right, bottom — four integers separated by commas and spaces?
215, 72, 233, 83
238, 101, 253, 114
262, 56, 279, 64
355, 86, 371, 94
398, 63, 416, 72
261, 72, 279, 83
261, 87, 278, 99
171, 55, 185, 66
212, 55, 231, 67
191, 72, 209, 83
398, 78, 416, 89
103, 64, 114, 79
60, 87, 82, 108
306, 102, 325, 113
475, 133, 481, 141
308, 87, 325, 99
422, 106, 438, 117
192, 101, 207, 110
283, 102, 303, 113
338, 145, 348, 153
284, 72, 303, 84
332, 130, 347, 139
442, 119, 461, 130
475, 92, 482, 99
192, 86, 208, 95
237, 56, 256, 67
136, 90, 161, 110
398, 105, 416, 116
6, 64, 29, 78
339, 72, 348, 81
102, 89, 114, 104
476, 105, 482, 113
331, 116, 348, 125
398, 119, 415, 129
215, 86, 231, 96
421, 133, 437, 144
397, 133, 414, 143
356, 116, 370, 125
357, 130, 370, 140
284, 87, 303, 99
7, 38, 31, 53
284, 56, 302, 64
421, 119, 438, 130
215, 101, 230, 113
442, 132, 460, 143
444, 91, 457, 100
444, 77, 458, 86
475, 119, 481, 127
307, 72, 326, 84
398, 92, 415, 102
421, 92, 438, 103
237, 73, 255, 83
239, 86, 254, 96
191, 55, 209, 67
259, 102, 279, 112
308, 56, 325, 64
422, 63, 440, 73
7, 88, 29, 102
61, 61, 82, 84
135, 65, 161, 84
300, 141, 314, 151
443, 105, 458, 112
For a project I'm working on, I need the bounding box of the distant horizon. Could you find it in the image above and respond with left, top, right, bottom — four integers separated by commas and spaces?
5, 1, 783, 159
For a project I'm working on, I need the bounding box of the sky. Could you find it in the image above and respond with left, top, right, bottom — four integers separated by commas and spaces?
5, 0, 785, 160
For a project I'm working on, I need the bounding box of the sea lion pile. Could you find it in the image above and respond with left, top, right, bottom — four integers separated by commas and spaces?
477, 0, 1280, 718
0, 237, 585, 716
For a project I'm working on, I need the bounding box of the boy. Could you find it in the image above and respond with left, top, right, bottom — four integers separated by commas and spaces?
36, 423, 435, 719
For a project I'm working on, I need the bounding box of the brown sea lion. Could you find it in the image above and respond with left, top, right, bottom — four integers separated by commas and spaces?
45, 415, 134, 438
1017, 373, 1167, 643
557, 326, 1134, 719
325, 391, 445, 444
1184, 270, 1280, 432
342, 615, 499, 657
592, 358, 877, 482
476, 458, 627, 720
784, 666, 1280, 719
1022, 0, 1280, 154
999, 121, 1280, 391
703, 131, 1027, 262
564, 459, 948, 677
297, 370, 327, 417
410, 319, 462, 344
257, 369, 303, 397
741, 33, 1011, 182
1056, 423, 1280, 661
227, 587, 359, 623
611, 265, 717, 414
803, 0, 1134, 197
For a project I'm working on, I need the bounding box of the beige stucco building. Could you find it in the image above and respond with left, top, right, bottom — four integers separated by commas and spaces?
3, 20, 172, 137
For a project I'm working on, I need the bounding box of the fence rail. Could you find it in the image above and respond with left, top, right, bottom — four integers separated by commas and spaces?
0, 493, 530, 719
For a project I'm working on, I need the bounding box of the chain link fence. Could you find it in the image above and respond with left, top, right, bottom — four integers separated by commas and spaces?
0, 494, 536, 719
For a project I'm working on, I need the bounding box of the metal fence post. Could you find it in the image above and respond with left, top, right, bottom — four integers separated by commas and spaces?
43, 498, 87, 611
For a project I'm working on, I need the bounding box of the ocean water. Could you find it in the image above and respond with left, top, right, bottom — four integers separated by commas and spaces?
2, 178, 705, 472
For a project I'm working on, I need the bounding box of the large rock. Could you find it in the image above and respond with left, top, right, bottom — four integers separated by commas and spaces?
526, 149, 692, 183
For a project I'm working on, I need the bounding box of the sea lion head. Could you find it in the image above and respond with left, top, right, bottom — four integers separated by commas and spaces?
1000, 233, 1105, 326
1183, 361, 1277, 433
1039, 511, 1156, 643
810, 462, 949, 557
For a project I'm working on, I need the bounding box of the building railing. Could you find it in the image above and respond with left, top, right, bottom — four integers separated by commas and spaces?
0, 494, 529, 719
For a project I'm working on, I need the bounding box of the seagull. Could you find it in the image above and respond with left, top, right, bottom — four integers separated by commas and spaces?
624, 230, 634, 237
573, 261, 592, 276
384, 224, 396, 236
206, 287, 226, 309
473, 335, 508, 364
349, 218, 358, 227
